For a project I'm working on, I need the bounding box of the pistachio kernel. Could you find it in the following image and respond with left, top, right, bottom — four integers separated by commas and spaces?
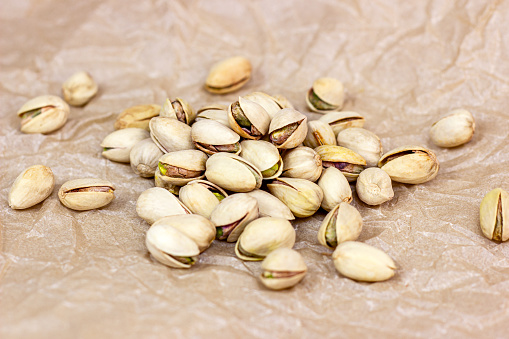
270, 122, 299, 146
261, 163, 280, 178
325, 208, 339, 247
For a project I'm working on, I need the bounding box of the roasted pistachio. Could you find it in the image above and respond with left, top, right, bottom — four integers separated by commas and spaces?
306, 78, 344, 113
58, 178, 115, 211
243, 92, 281, 119
157, 150, 208, 186
205, 153, 262, 193
191, 119, 241, 155
161, 97, 196, 125
267, 177, 323, 218
179, 180, 228, 219
154, 171, 181, 195
146, 223, 199, 268
430, 109, 475, 148
136, 187, 190, 225
303, 120, 337, 148
205, 56, 252, 94
130, 138, 164, 178
480, 188, 508, 242
114, 104, 160, 130
101, 128, 150, 163
317, 203, 362, 249
317, 167, 352, 211
378, 146, 439, 184
149, 117, 195, 153
268, 108, 308, 149
356, 168, 394, 205
17, 95, 70, 134
260, 248, 307, 290
240, 140, 283, 179
318, 111, 365, 136
195, 104, 230, 127
245, 189, 295, 220
228, 97, 270, 140
8, 165, 55, 209
281, 146, 322, 182
336, 128, 382, 167
62, 71, 98, 106
315, 145, 366, 182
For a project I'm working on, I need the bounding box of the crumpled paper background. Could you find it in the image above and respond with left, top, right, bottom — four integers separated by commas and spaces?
1, 0, 509, 338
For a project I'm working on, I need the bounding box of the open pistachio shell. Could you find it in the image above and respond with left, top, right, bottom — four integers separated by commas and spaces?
480, 188, 508, 242
161, 97, 196, 125
268, 108, 308, 149
315, 145, 366, 182
149, 117, 195, 153
430, 109, 475, 148
281, 146, 322, 182
154, 169, 181, 195
306, 77, 344, 113
17, 95, 70, 134
317, 203, 362, 249
318, 111, 365, 136
205, 56, 252, 94
240, 140, 283, 180
228, 97, 270, 140
136, 187, 190, 225
243, 92, 282, 119
179, 180, 228, 219
267, 177, 323, 218
101, 128, 150, 163
8, 165, 55, 210
157, 150, 207, 186
130, 138, 164, 178
205, 153, 262, 193
318, 167, 352, 211
114, 104, 160, 130
196, 105, 230, 127
378, 146, 439, 184
62, 71, 98, 106
245, 189, 295, 220
356, 168, 394, 205
260, 248, 307, 290
272, 94, 294, 110
336, 128, 383, 167
304, 120, 337, 148
58, 178, 115, 211
191, 119, 241, 155
146, 223, 199, 268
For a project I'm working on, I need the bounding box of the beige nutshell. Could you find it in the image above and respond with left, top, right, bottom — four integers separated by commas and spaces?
378, 146, 439, 184
318, 111, 365, 136
58, 178, 115, 211
178, 180, 228, 219
336, 128, 383, 167
136, 187, 190, 225
318, 167, 352, 212
304, 120, 337, 149
430, 109, 475, 148
240, 140, 283, 180
195, 104, 230, 127
356, 168, 394, 205
306, 77, 344, 113
260, 248, 307, 290
205, 56, 252, 94
192, 119, 241, 155
281, 146, 322, 182
160, 97, 196, 125
114, 104, 160, 130
62, 71, 98, 106
8, 165, 55, 209
149, 117, 195, 153
268, 108, 308, 149
130, 138, 164, 178
17, 95, 70, 134
101, 128, 150, 163
245, 189, 295, 220
479, 188, 508, 242
205, 153, 262, 193
317, 203, 362, 249
267, 177, 323, 218
228, 96, 271, 140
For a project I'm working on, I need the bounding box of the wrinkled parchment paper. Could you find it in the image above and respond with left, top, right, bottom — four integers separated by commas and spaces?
1, 0, 509, 338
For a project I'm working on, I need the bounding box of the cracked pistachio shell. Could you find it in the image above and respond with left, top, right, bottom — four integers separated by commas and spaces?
17, 95, 70, 134
356, 168, 394, 205
318, 203, 362, 249
146, 223, 199, 268
149, 117, 195, 153
157, 150, 207, 186
196, 105, 230, 127
318, 167, 352, 211
130, 138, 164, 178
205, 56, 251, 94
480, 188, 509, 242
268, 108, 308, 149
260, 248, 307, 290
378, 146, 439, 184
114, 104, 160, 130
318, 111, 365, 136
154, 169, 180, 195
8, 165, 55, 209
430, 109, 475, 148
281, 146, 322, 182
235, 217, 296, 261
179, 180, 228, 219
240, 140, 283, 180
304, 120, 337, 148
306, 77, 344, 113
58, 178, 115, 211
315, 145, 366, 182
228, 97, 270, 140
267, 177, 323, 218
161, 97, 196, 125
336, 128, 382, 167
62, 71, 98, 106
272, 94, 294, 109
136, 187, 190, 225
245, 189, 295, 220
205, 153, 262, 193
332, 241, 396, 282
101, 128, 150, 163
191, 119, 241, 155
211, 193, 259, 242
243, 92, 282, 119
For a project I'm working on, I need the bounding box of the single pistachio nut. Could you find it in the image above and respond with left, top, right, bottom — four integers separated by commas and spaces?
58, 178, 115, 211
130, 138, 164, 178
240, 140, 283, 179
191, 119, 241, 155
228, 97, 270, 140
149, 116, 195, 153
304, 120, 337, 149
8, 165, 55, 209
17, 95, 70, 134
205, 56, 252, 94
317, 203, 362, 249
101, 128, 150, 163
157, 150, 208, 186
271, 94, 294, 109
114, 104, 160, 130
281, 146, 322, 182
243, 92, 282, 119
318, 111, 365, 136
154, 171, 181, 195
318, 167, 352, 211
196, 104, 230, 127
269, 108, 308, 149
161, 98, 196, 125
356, 168, 394, 205
336, 128, 382, 167
430, 109, 475, 148
306, 78, 344, 113
378, 146, 439, 184
235, 217, 296, 261
146, 223, 199, 268
211, 193, 259, 242
136, 187, 190, 225
205, 153, 262, 193
62, 71, 98, 106
315, 145, 366, 182
267, 177, 324, 218
332, 241, 396, 282
179, 180, 228, 219
245, 189, 295, 220
260, 248, 307, 290
480, 188, 508, 242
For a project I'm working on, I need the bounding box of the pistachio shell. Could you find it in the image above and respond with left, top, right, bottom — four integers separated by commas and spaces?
149, 117, 195, 153
114, 104, 160, 130
318, 111, 365, 136
268, 108, 308, 149
336, 128, 382, 167
318, 167, 352, 211
267, 177, 323, 218
240, 140, 283, 179
136, 187, 190, 225
281, 146, 323, 182
8, 165, 55, 209
272, 94, 294, 109
195, 105, 230, 127
179, 180, 228, 219
378, 146, 439, 184
191, 119, 241, 155
304, 120, 337, 148
130, 138, 164, 178
154, 169, 181, 195
228, 97, 270, 140
17, 95, 70, 134
306, 77, 344, 113
243, 92, 282, 119
317, 203, 362, 249
480, 188, 509, 242
356, 168, 394, 205
157, 150, 208, 186
146, 223, 199, 268
160, 97, 196, 125
260, 248, 307, 290
315, 145, 366, 182
62, 71, 98, 106
205, 153, 262, 193
245, 189, 295, 220
101, 128, 150, 163
430, 109, 475, 148
58, 178, 115, 211
205, 56, 252, 94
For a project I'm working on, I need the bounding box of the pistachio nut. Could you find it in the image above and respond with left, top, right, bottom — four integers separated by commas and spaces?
243, 92, 281, 119
205, 153, 262, 193
260, 248, 307, 290
205, 56, 252, 94
332, 241, 396, 282
8, 165, 55, 209
240, 140, 283, 179
62, 71, 98, 106
317, 167, 352, 211
378, 146, 439, 184
235, 217, 296, 261
17, 95, 70, 134
318, 111, 365, 136
267, 177, 323, 218
114, 104, 160, 130
136, 187, 190, 225
281, 146, 322, 182
211, 193, 259, 242
178, 180, 228, 219
306, 77, 344, 113
245, 189, 295, 220
146, 223, 199, 268
101, 128, 150, 163
303, 120, 337, 149
269, 108, 308, 149
161, 97, 196, 125
336, 128, 382, 167
430, 109, 475, 148
58, 178, 115, 211
479, 188, 508, 242
191, 119, 241, 155
154, 171, 180, 195
195, 104, 230, 127
317, 203, 362, 249
130, 138, 164, 178
157, 150, 208, 186
271, 94, 294, 110
356, 168, 394, 205
228, 97, 270, 140
149, 116, 195, 153
315, 145, 366, 182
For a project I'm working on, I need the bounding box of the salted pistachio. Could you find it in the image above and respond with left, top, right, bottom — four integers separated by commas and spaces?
378, 146, 439, 184
243, 92, 281, 119
205, 56, 252, 94
317, 203, 362, 249
306, 78, 344, 113
332, 241, 396, 282
154, 170, 180, 195
315, 145, 366, 182
235, 217, 296, 261
318, 111, 365, 136
267, 177, 323, 218
8, 165, 55, 209
336, 128, 382, 167
245, 189, 295, 220
304, 120, 337, 148
205, 153, 262, 193
114, 104, 160, 130
149, 117, 195, 153
268, 108, 308, 149
62, 71, 98, 106
179, 180, 228, 219
356, 168, 394, 205
161, 97, 196, 125
146, 223, 199, 268
430, 109, 475, 148
272, 94, 294, 109
130, 138, 164, 178
240, 140, 283, 179
260, 248, 307, 290
136, 187, 190, 225
281, 146, 322, 182
58, 178, 115, 211
228, 97, 270, 140
157, 150, 207, 186
318, 167, 352, 211
17, 95, 70, 134
196, 104, 230, 127
211, 193, 259, 242
191, 119, 241, 155
101, 128, 150, 163
480, 188, 508, 242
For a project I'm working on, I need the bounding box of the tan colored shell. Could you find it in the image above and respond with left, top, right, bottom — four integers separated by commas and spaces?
304, 120, 337, 148
101, 128, 150, 163
267, 177, 324, 218
58, 178, 115, 211
178, 180, 228, 219
8, 165, 55, 209
240, 140, 283, 179
160, 98, 196, 125
378, 146, 439, 184
336, 128, 383, 167
136, 187, 190, 225
317, 167, 352, 211
245, 189, 295, 220
205, 153, 262, 193
195, 105, 230, 127
430, 109, 475, 148
154, 169, 181, 195
268, 108, 308, 149
157, 150, 208, 186
243, 92, 282, 118
228, 97, 270, 140
318, 111, 365, 136
205, 56, 252, 94
149, 117, 195, 153
191, 119, 241, 155
317, 203, 362, 249
114, 104, 160, 130
281, 146, 322, 182
260, 248, 307, 290
315, 145, 366, 182
17, 95, 70, 134
272, 94, 294, 109
306, 78, 344, 113
130, 138, 164, 178
62, 71, 98, 106
480, 188, 508, 242
356, 168, 394, 205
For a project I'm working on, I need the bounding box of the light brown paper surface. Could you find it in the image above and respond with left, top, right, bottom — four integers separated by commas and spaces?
1, 0, 509, 338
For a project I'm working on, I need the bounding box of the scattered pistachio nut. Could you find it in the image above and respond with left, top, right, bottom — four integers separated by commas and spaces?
179, 180, 228, 219
318, 111, 365, 136
315, 145, 366, 182
114, 104, 160, 130
191, 119, 241, 155
269, 108, 308, 149
267, 177, 323, 218
479, 188, 508, 242
303, 120, 337, 149
149, 116, 195, 153
62, 71, 98, 106
161, 98, 196, 125
378, 146, 439, 184
228, 97, 270, 140
157, 150, 208, 186
317, 167, 352, 211
430, 109, 475, 148
356, 168, 394, 205
205, 153, 262, 193
58, 178, 115, 211
306, 77, 344, 113
130, 138, 164, 178
205, 56, 252, 94
317, 203, 362, 249
281, 146, 323, 182
240, 140, 283, 180
336, 128, 382, 167
260, 248, 307, 290
17, 95, 70, 134
136, 187, 190, 225
8, 165, 55, 209
101, 128, 150, 163
245, 189, 295, 220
